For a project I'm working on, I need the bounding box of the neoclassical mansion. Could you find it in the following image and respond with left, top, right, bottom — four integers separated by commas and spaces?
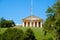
22, 15, 43, 28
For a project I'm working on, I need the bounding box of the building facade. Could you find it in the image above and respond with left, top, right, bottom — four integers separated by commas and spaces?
22, 15, 43, 28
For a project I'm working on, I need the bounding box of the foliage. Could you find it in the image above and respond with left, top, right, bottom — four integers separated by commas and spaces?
1, 28, 24, 40
44, 0, 60, 40
0, 17, 15, 28
0, 28, 37, 40
24, 28, 36, 40
0, 27, 56, 40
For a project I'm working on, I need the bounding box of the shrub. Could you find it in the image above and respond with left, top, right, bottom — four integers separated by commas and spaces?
2, 28, 24, 40
24, 28, 37, 40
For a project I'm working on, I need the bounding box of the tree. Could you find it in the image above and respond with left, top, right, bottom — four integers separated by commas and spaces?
0, 17, 6, 27
0, 18, 15, 28
24, 28, 36, 40
2, 28, 24, 40
44, 0, 60, 40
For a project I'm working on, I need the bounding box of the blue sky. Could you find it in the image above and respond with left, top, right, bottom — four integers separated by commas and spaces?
0, 0, 56, 24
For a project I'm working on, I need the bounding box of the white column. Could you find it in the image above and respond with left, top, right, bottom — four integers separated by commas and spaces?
37, 22, 39, 27
40, 22, 42, 28
22, 22, 24, 27
33, 22, 35, 27
30, 22, 32, 27
26, 22, 28, 27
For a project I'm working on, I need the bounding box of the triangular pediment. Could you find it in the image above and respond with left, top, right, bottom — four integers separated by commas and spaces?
23, 15, 42, 20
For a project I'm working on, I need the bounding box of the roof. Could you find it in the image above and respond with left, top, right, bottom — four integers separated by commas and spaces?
22, 15, 42, 20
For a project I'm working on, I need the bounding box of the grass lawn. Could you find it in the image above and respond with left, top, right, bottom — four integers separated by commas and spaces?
0, 28, 8, 34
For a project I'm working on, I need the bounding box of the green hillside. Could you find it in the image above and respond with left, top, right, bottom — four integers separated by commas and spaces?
18, 27, 44, 40
0, 26, 55, 40
0, 28, 8, 34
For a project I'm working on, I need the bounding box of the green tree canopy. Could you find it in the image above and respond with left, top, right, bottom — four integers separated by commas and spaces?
44, 0, 60, 40
0, 17, 15, 28
24, 28, 36, 40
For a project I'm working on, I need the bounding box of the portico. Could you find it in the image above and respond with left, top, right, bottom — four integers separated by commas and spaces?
22, 15, 43, 28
